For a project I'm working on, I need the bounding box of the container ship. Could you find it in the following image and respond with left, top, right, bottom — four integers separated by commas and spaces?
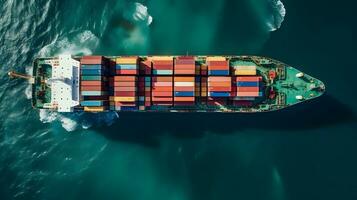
9, 55, 325, 113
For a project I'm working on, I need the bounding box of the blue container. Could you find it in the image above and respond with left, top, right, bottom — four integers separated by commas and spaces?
81, 100, 104, 107
81, 64, 102, 70
236, 81, 259, 87
145, 77, 151, 81
81, 91, 104, 96
120, 106, 138, 111
81, 69, 103, 75
116, 64, 138, 70
209, 92, 230, 97
153, 70, 173, 75
208, 70, 229, 75
174, 91, 194, 97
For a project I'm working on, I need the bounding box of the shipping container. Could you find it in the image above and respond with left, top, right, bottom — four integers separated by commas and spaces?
116, 64, 138, 70
236, 82, 259, 87
235, 76, 262, 82
81, 100, 107, 107
84, 106, 105, 112
208, 70, 229, 76
81, 75, 103, 81
113, 82, 136, 87
236, 87, 259, 92
110, 96, 137, 101
236, 92, 260, 97
114, 87, 137, 92
208, 92, 231, 97
81, 56, 103, 65
174, 97, 195, 102
152, 91, 172, 96
208, 77, 231, 82
174, 91, 194, 96
206, 56, 226, 61
116, 57, 138, 64
81, 64, 103, 70
81, 69, 103, 75
114, 76, 137, 81
81, 86, 106, 91
115, 69, 138, 75
114, 91, 136, 96
81, 91, 107, 96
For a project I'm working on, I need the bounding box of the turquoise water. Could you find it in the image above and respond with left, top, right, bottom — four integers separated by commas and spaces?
1, 0, 357, 199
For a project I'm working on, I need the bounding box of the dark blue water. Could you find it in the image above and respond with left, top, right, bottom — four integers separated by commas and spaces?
0, 0, 356, 200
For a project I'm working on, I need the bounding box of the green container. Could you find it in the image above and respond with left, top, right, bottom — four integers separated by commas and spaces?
81, 76, 102, 81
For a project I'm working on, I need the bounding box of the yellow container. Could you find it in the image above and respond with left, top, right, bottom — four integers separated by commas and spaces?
235, 69, 256, 75
116, 57, 138, 64
110, 97, 136, 102
151, 56, 173, 61
84, 106, 105, 112
201, 92, 207, 97
206, 56, 226, 61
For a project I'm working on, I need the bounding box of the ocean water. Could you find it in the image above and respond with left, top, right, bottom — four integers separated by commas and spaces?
0, 0, 357, 199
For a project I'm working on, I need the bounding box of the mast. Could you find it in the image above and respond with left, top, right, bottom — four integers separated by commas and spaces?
8, 71, 35, 83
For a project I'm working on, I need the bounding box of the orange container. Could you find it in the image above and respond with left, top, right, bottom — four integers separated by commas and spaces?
174, 86, 195, 91
152, 91, 172, 97
174, 77, 195, 82
175, 64, 195, 69
237, 87, 259, 92
114, 76, 137, 81
236, 76, 262, 82
208, 82, 231, 87
81, 81, 103, 86
174, 97, 195, 102
208, 65, 229, 70
152, 97, 173, 101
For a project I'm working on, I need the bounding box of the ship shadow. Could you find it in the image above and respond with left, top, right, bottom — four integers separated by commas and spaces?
94, 94, 356, 147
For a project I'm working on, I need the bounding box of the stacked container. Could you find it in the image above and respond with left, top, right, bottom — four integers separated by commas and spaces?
80, 56, 108, 112
207, 57, 230, 76
174, 56, 195, 75
151, 76, 173, 106
207, 76, 231, 106
138, 76, 151, 110
152, 56, 173, 75
174, 77, 195, 106
115, 57, 138, 75
109, 76, 138, 111
234, 76, 262, 97
232, 61, 257, 75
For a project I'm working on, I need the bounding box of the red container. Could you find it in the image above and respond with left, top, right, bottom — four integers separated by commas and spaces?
81, 56, 103, 65
81, 86, 106, 91
151, 86, 173, 91
113, 81, 136, 87
153, 65, 173, 68
116, 69, 138, 75
207, 61, 228, 66
177, 56, 194, 60
208, 86, 231, 91
114, 87, 136, 92
81, 81, 103, 86
114, 76, 137, 81
152, 102, 173, 106
114, 91, 136, 96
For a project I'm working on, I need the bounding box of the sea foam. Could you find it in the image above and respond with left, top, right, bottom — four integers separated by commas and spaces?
267, 0, 286, 31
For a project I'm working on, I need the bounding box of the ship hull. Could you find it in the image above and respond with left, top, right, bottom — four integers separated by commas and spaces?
31, 55, 325, 113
